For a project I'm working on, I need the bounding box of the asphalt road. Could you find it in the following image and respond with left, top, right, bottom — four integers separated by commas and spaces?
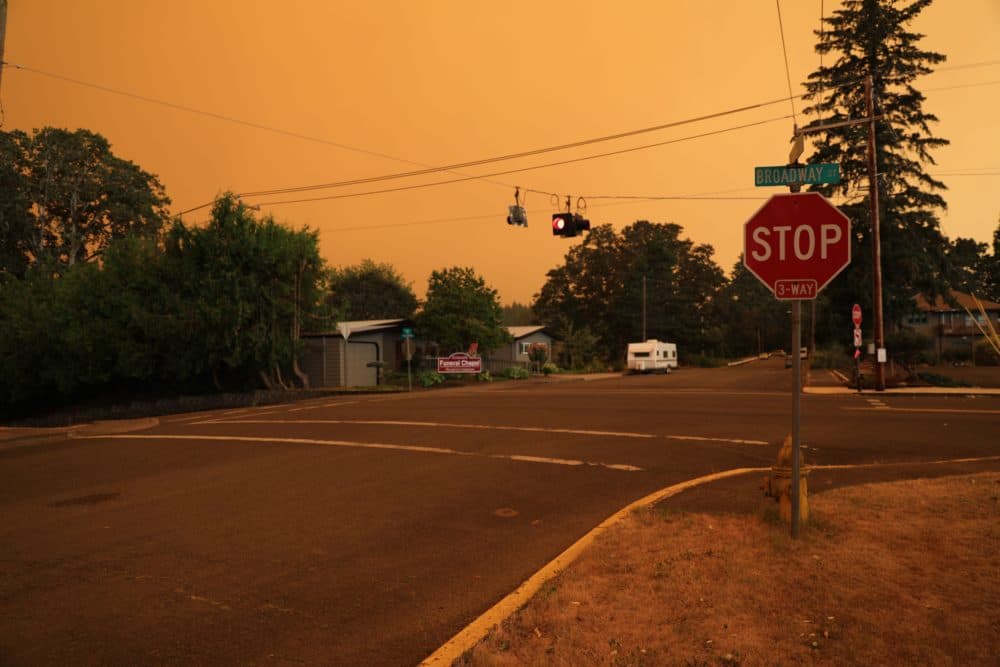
2, 358, 998, 666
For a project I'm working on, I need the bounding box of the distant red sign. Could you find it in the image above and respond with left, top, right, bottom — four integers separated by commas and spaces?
852, 303, 862, 327
437, 353, 482, 374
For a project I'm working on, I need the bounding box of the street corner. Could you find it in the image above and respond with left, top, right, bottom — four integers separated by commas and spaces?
69, 417, 160, 438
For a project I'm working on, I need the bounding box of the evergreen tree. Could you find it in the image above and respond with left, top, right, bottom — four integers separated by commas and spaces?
801, 0, 948, 328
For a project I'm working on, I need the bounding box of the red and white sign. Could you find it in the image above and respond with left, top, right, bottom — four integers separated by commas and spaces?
852, 303, 862, 327
853, 327, 863, 348
437, 352, 482, 374
744, 192, 851, 300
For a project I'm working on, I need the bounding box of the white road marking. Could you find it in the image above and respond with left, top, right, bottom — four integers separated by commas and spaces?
287, 400, 359, 413
665, 434, 769, 446
187, 418, 769, 446
844, 406, 1000, 416
78, 434, 644, 472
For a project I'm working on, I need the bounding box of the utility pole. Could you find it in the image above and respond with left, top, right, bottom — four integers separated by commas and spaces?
642, 276, 647, 341
865, 75, 886, 391
0, 1, 8, 103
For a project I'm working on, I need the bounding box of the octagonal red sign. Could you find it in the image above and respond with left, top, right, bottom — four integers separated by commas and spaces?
743, 192, 851, 300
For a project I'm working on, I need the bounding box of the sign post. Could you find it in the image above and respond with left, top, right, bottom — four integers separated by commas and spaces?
337, 322, 352, 388
402, 327, 415, 392
744, 192, 851, 538
852, 304, 863, 392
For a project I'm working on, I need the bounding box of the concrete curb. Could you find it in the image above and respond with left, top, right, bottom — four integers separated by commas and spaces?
419, 467, 766, 666
1, 418, 161, 449
422, 455, 1000, 665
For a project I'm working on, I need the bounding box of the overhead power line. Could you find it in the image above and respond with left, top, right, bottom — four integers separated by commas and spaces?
234, 102, 797, 200
246, 115, 791, 209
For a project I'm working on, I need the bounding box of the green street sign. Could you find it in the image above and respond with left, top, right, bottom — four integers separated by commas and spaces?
755, 163, 840, 187
401, 327, 414, 339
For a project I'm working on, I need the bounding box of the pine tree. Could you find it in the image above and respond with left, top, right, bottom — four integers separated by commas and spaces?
801, 0, 948, 328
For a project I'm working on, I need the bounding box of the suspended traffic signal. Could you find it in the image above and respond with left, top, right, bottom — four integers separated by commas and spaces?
552, 213, 590, 237
507, 204, 527, 226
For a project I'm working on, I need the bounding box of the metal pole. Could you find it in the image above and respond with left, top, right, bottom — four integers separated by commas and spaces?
866, 75, 886, 391
406, 338, 412, 392
791, 300, 802, 538
810, 299, 816, 357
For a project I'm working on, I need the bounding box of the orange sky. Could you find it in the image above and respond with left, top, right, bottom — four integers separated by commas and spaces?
4, 1, 999, 304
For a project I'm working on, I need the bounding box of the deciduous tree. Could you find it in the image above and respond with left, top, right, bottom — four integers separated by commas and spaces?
328, 259, 418, 320
0, 127, 170, 276
418, 266, 508, 354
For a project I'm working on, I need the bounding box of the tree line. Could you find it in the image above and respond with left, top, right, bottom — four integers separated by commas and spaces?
0, 129, 508, 417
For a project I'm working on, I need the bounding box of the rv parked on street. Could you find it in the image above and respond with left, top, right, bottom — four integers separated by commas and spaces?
626, 339, 677, 373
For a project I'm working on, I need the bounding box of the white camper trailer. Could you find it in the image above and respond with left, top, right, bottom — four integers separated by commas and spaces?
626, 339, 677, 373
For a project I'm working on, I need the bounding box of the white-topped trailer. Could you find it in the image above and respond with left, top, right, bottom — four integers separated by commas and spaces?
626, 339, 677, 373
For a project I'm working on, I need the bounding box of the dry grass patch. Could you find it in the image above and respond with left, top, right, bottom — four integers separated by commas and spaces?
461, 473, 1000, 666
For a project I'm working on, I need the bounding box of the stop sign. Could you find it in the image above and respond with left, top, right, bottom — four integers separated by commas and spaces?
744, 192, 851, 300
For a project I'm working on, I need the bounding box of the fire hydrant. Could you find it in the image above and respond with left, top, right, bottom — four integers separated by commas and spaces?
762, 434, 810, 525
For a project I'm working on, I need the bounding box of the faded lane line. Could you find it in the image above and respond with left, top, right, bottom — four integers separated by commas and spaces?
189, 418, 769, 446
195, 418, 654, 439
830, 369, 849, 383
665, 434, 768, 446
844, 406, 1000, 415
77, 434, 644, 472
287, 400, 359, 413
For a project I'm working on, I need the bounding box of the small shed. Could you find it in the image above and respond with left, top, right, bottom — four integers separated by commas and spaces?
300, 319, 410, 387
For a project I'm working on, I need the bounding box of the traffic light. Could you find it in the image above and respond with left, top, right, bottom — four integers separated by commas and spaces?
507, 204, 527, 226
552, 212, 573, 236
551, 213, 590, 237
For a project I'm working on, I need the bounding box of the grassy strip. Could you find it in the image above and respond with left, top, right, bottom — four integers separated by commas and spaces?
463, 473, 1000, 666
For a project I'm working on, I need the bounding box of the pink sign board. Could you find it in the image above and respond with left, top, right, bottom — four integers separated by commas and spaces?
437, 353, 482, 374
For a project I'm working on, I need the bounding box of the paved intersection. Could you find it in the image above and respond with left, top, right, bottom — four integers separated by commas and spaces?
1, 359, 998, 665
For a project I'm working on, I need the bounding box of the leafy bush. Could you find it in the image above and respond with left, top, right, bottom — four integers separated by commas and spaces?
542, 362, 559, 376
917, 372, 972, 388
477, 370, 492, 382
886, 329, 933, 369
502, 366, 530, 380
417, 371, 445, 387
974, 340, 999, 366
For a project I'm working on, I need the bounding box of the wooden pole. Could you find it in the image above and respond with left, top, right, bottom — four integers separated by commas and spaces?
866, 75, 887, 391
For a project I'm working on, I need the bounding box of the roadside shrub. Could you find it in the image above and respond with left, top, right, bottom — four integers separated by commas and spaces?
503, 366, 530, 380
918, 372, 972, 388
942, 348, 971, 365
886, 329, 933, 370
974, 340, 999, 366
417, 371, 445, 387
542, 362, 559, 376
477, 370, 492, 382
